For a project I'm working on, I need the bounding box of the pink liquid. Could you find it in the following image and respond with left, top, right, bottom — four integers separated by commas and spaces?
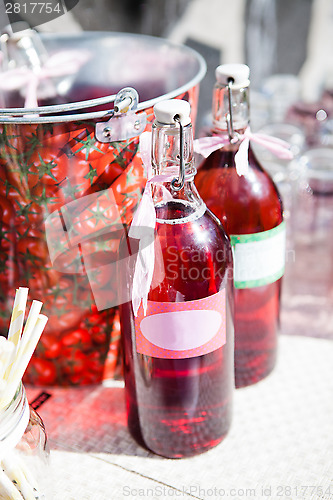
120, 201, 233, 458
196, 146, 283, 388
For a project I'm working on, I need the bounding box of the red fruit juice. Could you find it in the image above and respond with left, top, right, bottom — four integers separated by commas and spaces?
121, 200, 234, 458
196, 145, 283, 388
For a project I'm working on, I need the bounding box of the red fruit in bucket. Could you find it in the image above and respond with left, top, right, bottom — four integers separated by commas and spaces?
28, 147, 70, 188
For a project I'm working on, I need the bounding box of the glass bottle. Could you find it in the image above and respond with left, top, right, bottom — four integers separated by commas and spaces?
120, 99, 234, 458
0, 383, 49, 499
195, 64, 285, 388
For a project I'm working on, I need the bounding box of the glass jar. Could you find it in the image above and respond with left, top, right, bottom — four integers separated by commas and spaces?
0, 383, 49, 499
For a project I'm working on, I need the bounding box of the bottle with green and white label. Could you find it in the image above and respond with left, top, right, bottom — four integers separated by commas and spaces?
196, 64, 285, 388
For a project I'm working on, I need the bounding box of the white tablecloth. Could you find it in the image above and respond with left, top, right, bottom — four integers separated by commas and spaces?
27, 335, 333, 500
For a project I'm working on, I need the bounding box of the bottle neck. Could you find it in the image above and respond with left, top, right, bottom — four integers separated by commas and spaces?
151, 121, 204, 218
212, 83, 250, 139
0, 383, 29, 453
152, 121, 196, 178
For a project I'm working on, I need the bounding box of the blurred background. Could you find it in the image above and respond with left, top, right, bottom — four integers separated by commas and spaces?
36, 0, 333, 130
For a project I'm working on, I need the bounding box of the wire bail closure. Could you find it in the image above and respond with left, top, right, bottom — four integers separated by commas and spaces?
226, 78, 237, 143
171, 114, 185, 191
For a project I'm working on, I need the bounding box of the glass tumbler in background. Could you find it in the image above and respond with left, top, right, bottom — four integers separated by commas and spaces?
286, 101, 329, 147
296, 148, 333, 241
273, 147, 333, 339
294, 148, 333, 294
261, 74, 301, 123
285, 147, 333, 329
253, 122, 306, 253
319, 118, 333, 148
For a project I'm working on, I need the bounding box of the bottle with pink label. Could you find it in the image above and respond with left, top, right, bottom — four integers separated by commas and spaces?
195, 64, 285, 388
120, 99, 234, 458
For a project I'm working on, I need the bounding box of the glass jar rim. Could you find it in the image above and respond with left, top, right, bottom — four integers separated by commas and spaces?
0, 382, 29, 455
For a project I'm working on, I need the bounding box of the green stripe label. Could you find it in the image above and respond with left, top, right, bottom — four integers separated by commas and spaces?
230, 221, 286, 289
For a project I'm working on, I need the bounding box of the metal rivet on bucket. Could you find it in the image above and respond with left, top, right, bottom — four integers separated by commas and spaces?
95, 87, 147, 143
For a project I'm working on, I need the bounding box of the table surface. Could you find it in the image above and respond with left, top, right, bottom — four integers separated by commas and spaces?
26, 334, 333, 500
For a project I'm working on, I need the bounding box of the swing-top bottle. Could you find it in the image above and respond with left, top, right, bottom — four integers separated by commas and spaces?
196, 64, 285, 388
120, 99, 234, 458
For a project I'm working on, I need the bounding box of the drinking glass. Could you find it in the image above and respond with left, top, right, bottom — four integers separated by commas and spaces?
253, 123, 306, 250
293, 147, 333, 299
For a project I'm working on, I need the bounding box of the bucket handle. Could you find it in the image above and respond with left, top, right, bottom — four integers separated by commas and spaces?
0, 93, 118, 117
0, 87, 148, 141
1, 83, 149, 118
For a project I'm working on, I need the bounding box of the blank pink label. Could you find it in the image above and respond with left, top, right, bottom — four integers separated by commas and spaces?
135, 289, 226, 359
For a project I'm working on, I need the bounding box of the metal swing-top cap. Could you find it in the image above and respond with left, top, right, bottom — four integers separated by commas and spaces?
215, 64, 250, 89
154, 99, 191, 126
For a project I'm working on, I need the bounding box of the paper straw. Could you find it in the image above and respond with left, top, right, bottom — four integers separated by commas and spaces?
0, 338, 16, 405
4, 298, 41, 384
7, 288, 29, 348
0, 338, 15, 371
19, 301, 43, 346
0, 378, 6, 395
0, 292, 48, 499
0, 466, 24, 500
6, 312, 23, 347
0, 360, 9, 383
13, 454, 40, 493
0, 339, 15, 382
4, 310, 24, 381
0, 294, 48, 408
8, 314, 48, 399
2, 456, 37, 500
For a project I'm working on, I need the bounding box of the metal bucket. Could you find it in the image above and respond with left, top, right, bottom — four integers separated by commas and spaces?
0, 32, 206, 386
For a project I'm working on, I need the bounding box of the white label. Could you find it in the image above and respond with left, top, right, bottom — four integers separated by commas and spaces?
135, 289, 227, 359
230, 222, 286, 288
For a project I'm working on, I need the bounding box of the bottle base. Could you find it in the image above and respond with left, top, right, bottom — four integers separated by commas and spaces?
128, 417, 231, 459
235, 351, 276, 388
143, 433, 229, 459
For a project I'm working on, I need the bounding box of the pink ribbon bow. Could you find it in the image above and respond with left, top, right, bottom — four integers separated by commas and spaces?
0, 50, 91, 108
128, 132, 156, 317
129, 132, 174, 316
194, 128, 294, 176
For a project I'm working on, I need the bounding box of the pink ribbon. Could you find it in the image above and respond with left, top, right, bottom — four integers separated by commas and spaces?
194, 128, 294, 176
129, 132, 175, 316
0, 50, 91, 108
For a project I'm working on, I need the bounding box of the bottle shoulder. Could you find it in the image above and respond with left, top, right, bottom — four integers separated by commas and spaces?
197, 143, 261, 171
150, 202, 233, 302
154, 201, 232, 253
195, 147, 283, 234
197, 148, 279, 196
